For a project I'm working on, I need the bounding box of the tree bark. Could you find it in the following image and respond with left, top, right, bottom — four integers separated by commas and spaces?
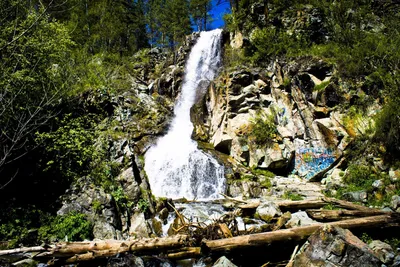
204, 214, 400, 252
306, 209, 389, 222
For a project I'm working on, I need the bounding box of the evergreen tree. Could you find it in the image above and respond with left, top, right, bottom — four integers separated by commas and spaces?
190, 0, 212, 31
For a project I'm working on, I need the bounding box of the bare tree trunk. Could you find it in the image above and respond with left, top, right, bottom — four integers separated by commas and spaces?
204, 214, 400, 252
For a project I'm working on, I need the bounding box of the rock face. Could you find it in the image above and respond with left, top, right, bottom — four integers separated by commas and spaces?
291, 225, 382, 267
212, 256, 238, 267
192, 57, 352, 182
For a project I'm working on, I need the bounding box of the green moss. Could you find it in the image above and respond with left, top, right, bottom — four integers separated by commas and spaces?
282, 191, 304, 201
313, 80, 330, 92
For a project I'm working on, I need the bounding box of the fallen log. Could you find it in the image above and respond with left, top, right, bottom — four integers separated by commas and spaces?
204, 213, 400, 252
306, 209, 389, 222
277, 199, 326, 210
277, 197, 381, 212
0, 235, 190, 262
321, 197, 381, 212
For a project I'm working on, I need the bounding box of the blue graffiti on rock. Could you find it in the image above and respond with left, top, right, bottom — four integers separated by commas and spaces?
295, 147, 336, 180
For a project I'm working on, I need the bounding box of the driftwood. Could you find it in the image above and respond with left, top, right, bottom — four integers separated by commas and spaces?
276, 197, 381, 212
0, 235, 190, 263
306, 209, 388, 221
204, 213, 400, 252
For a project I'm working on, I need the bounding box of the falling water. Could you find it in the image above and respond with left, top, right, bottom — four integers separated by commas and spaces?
144, 29, 225, 200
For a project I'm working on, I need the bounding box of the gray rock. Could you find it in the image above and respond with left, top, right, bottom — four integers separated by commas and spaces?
342, 190, 368, 203
118, 167, 141, 203
292, 225, 382, 267
389, 168, 400, 182
58, 177, 121, 240
256, 202, 282, 222
212, 256, 237, 267
129, 211, 150, 238
372, 180, 384, 189
369, 240, 395, 264
159, 207, 170, 221
392, 255, 400, 267
285, 211, 317, 228
242, 84, 258, 96
391, 195, 400, 210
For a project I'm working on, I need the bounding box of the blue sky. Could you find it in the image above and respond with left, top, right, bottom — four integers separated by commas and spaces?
209, 0, 231, 29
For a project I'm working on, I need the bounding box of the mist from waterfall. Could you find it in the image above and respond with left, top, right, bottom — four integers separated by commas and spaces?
144, 29, 225, 200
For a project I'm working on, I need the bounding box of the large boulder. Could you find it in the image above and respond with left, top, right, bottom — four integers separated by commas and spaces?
291, 225, 382, 267
212, 256, 237, 267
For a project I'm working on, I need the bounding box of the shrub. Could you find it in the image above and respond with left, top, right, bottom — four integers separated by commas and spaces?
38, 212, 93, 242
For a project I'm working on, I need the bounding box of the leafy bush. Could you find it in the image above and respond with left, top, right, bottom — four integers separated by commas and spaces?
38, 212, 93, 242
249, 113, 278, 146
248, 27, 307, 63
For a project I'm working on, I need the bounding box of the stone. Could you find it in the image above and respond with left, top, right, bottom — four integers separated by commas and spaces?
392, 255, 400, 267
57, 177, 121, 240
255, 202, 282, 222
212, 256, 237, 267
391, 195, 400, 210
242, 84, 258, 96
292, 225, 382, 267
212, 131, 233, 155
118, 167, 141, 202
369, 240, 395, 264
107, 254, 145, 267
230, 31, 243, 49
228, 94, 246, 109
372, 179, 384, 189
159, 207, 170, 221
389, 168, 400, 182
342, 190, 368, 203
129, 211, 150, 238
285, 211, 317, 228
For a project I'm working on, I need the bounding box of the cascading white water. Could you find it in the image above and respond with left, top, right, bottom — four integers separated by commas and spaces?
144, 29, 225, 200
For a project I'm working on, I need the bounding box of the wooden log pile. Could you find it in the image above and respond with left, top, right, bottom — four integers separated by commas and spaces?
0, 197, 399, 265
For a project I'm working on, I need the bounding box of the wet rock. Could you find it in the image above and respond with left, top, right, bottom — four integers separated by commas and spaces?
159, 207, 170, 221
291, 225, 382, 267
255, 202, 282, 222
107, 254, 145, 267
369, 240, 395, 264
212, 256, 237, 267
285, 211, 317, 228
151, 218, 163, 237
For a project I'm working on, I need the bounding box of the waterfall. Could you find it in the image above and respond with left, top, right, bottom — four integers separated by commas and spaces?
144, 29, 225, 200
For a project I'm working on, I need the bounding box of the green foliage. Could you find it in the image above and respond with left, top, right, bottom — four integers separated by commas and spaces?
282, 191, 304, 201
35, 114, 102, 181
251, 167, 275, 178
137, 199, 150, 213
248, 112, 277, 146
38, 212, 93, 242
0, 207, 47, 248
313, 80, 330, 92
384, 238, 400, 250
360, 233, 373, 244
248, 27, 308, 62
